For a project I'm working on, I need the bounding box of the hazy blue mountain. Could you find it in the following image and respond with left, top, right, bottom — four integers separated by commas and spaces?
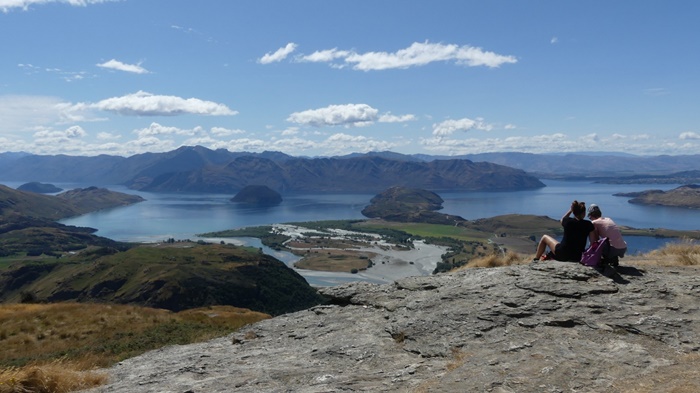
3, 147, 698, 192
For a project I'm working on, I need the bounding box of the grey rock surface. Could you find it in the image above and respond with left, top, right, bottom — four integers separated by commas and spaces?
84, 262, 700, 392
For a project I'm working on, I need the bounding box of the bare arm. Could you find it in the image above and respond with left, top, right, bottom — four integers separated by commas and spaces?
560, 209, 572, 226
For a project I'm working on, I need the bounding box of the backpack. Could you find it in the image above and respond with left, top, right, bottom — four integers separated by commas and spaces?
580, 237, 609, 267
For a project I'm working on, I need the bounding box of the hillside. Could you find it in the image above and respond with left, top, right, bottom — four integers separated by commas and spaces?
84, 261, 700, 392
0, 184, 144, 220
361, 186, 466, 224
616, 184, 700, 208
0, 185, 144, 257
0, 242, 324, 316
231, 185, 282, 206
0, 184, 82, 220
130, 155, 545, 193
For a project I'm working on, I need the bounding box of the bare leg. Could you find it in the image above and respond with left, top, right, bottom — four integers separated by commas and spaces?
535, 235, 559, 260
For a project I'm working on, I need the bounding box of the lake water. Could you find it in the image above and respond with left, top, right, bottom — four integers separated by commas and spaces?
4, 179, 699, 256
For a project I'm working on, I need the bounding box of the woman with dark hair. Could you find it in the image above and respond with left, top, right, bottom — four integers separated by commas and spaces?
534, 200, 595, 262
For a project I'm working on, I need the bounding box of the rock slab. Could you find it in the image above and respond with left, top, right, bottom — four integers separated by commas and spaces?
84, 262, 700, 392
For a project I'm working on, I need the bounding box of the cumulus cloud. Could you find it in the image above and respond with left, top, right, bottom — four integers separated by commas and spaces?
296, 41, 516, 71
92, 91, 237, 116
97, 59, 150, 74
680, 131, 700, 140
259, 43, 298, 64
323, 133, 397, 154
432, 117, 493, 136
417, 131, 697, 156
379, 113, 417, 123
97, 132, 121, 140
133, 122, 205, 138
33, 125, 87, 139
210, 126, 245, 136
287, 104, 379, 127
1, 0, 117, 12
280, 127, 299, 136
0, 95, 95, 131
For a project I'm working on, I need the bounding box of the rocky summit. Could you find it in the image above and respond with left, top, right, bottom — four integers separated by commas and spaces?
85, 262, 700, 392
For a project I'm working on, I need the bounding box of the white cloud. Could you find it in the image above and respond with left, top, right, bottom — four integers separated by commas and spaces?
550, 37, 559, 44
280, 127, 299, 136
33, 125, 87, 139
417, 132, 699, 156
133, 122, 204, 138
31, 125, 89, 151
221, 138, 269, 151
581, 133, 599, 143
259, 43, 298, 64
297, 48, 351, 63
323, 133, 397, 154
292, 41, 517, 71
432, 117, 493, 136
96, 131, 120, 140
18, 63, 92, 82
287, 104, 379, 127
92, 91, 237, 116
97, 59, 150, 74
1, 0, 117, 12
379, 113, 417, 123
210, 126, 245, 136
504, 124, 517, 130
0, 95, 88, 131
680, 131, 700, 140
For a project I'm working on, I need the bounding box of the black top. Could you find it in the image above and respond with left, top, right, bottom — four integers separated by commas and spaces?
555, 216, 594, 261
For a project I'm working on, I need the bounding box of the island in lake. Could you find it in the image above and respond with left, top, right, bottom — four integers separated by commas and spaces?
615, 184, 700, 209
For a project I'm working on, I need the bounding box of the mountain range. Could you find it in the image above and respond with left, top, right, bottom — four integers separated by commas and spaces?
0, 146, 544, 193
3, 147, 700, 193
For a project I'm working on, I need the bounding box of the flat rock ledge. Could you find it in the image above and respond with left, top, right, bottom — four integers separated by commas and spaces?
84, 262, 700, 393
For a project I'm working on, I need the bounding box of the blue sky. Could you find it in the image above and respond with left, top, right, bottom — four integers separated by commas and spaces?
1, 0, 699, 157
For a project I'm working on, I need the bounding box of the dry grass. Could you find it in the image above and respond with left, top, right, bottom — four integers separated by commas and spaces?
455, 251, 527, 271
0, 302, 269, 393
454, 240, 700, 271
0, 361, 107, 393
630, 239, 700, 267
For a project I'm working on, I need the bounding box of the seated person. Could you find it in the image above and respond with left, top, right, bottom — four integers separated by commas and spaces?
534, 200, 595, 262
588, 204, 627, 266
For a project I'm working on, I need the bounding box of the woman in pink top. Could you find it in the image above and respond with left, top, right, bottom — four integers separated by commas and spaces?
588, 204, 627, 266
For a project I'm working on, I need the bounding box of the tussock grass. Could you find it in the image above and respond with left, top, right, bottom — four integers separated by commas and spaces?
0, 302, 269, 393
630, 240, 700, 267
455, 251, 526, 270
0, 361, 107, 393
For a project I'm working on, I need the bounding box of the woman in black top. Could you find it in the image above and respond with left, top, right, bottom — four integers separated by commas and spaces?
534, 200, 595, 262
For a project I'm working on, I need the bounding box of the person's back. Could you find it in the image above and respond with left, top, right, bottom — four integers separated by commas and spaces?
559, 215, 595, 261
592, 216, 626, 249
588, 204, 627, 265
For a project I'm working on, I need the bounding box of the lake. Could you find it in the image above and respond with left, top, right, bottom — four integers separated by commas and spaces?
4, 179, 699, 256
